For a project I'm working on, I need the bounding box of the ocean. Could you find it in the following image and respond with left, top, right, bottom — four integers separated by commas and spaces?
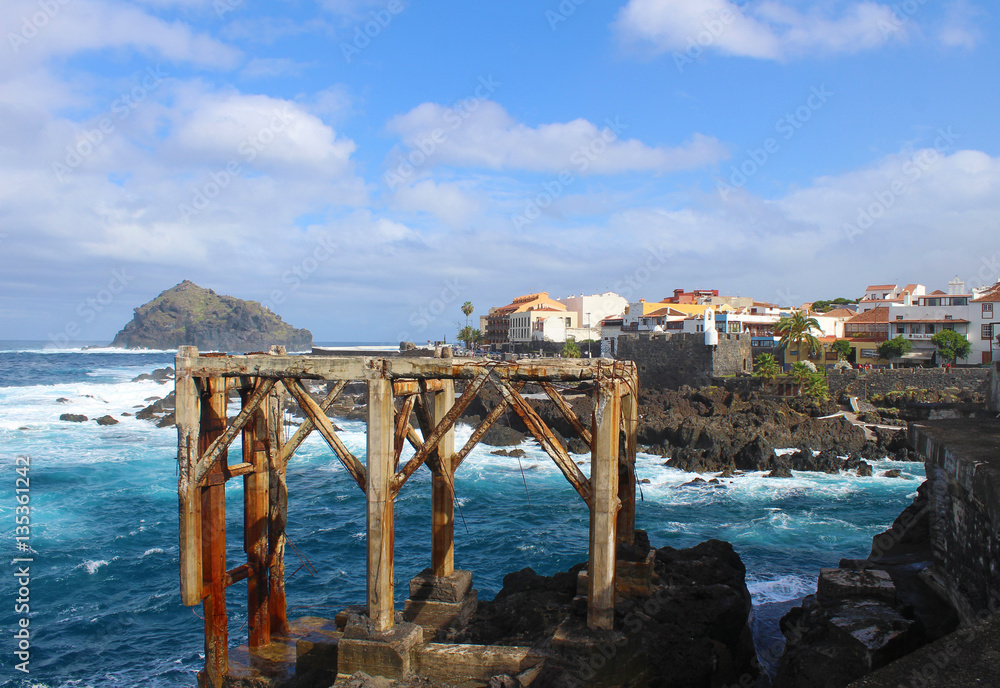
0, 343, 924, 687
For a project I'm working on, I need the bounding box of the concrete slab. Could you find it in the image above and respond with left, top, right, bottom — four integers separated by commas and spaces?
818, 568, 897, 605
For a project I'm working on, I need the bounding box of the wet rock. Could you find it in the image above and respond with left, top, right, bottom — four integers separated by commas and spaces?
156, 413, 175, 428
56, 397, 70, 404
121, 412, 132, 417
639, 478, 651, 484
60, 413, 88, 422
490, 448, 526, 457
767, 465, 793, 478
566, 436, 589, 454
882, 469, 902, 478
95, 415, 119, 426
454, 537, 757, 688
681, 477, 707, 487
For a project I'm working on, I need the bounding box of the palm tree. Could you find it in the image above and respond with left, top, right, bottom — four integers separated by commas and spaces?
753, 353, 780, 379
461, 301, 474, 330
775, 312, 822, 361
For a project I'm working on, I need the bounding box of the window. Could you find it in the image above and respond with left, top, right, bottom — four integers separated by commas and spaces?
984, 324, 994, 340
953, 298, 968, 306
984, 303, 994, 317
926, 298, 940, 306
896, 325, 905, 334
896, 315, 903, 320
925, 323, 936, 334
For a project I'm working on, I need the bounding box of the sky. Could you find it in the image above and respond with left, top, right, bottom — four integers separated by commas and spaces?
1, 0, 998, 344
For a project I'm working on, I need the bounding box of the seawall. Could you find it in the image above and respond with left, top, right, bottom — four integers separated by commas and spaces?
828, 368, 988, 400
908, 418, 1000, 620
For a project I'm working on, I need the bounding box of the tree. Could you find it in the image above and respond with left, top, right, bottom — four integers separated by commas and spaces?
790, 361, 815, 384
775, 312, 823, 359
831, 339, 852, 361
562, 337, 582, 358
811, 297, 858, 313
930, 330, 971, 364
461, 301, 474, 329
753, 353, 780, 379
877, 335, 912, 362
457, 326, 483, 350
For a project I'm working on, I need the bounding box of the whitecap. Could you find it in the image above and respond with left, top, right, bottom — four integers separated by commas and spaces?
84, 559, 109, 574
747, 574, 815, 604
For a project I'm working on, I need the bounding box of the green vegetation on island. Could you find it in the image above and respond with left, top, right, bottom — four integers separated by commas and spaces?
110, 280, 313, 352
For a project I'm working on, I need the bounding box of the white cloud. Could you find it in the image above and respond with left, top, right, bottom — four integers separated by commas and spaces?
387, 100, 727, 175
937, 0, 984, 48
1, 0, 241, 72
613, 0, 908, 61
392, 180, 480, 228
166, 91, 358, 176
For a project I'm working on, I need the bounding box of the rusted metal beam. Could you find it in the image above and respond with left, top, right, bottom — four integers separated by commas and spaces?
393, 378, 446, 395
539, 381, 592, 446
243, 382, 270, 648
278, 379, 348, 468
176, 353, 630, 383
285, 379, 367, 491
194, 378, 276, 487
394, 394, 416, 468
265, 348, 289, 636
390, 370, 490, 496
618, 390, 638, 545
200, 377, 228, 686
492, 374, 593, 507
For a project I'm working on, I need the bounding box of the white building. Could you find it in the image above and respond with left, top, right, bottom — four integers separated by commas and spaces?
557, 292, 628, 341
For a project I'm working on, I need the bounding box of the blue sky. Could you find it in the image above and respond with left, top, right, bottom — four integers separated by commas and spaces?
1, 0, 998, 343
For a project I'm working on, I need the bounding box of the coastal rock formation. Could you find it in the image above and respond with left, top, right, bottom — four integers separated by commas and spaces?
110, 280, 312, 352
60, 413, 88, 422
448, 537, 757, 688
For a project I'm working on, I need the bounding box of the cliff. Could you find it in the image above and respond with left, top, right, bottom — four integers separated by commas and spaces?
110, 280, 312, 352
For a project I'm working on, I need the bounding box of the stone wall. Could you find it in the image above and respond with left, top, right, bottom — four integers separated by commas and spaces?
991, 362, 999, 412
615, 332, 752, 390
828, 368, 989, 400
909, 420, 1000, 620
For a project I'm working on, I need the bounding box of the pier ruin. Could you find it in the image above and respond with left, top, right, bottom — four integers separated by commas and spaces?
174, 346, 639, 686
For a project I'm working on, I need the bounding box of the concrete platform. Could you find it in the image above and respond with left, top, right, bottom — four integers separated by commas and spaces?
848, 611, 1000, 688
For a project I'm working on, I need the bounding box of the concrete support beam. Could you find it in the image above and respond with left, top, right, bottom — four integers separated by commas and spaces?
367, 378, 396, 632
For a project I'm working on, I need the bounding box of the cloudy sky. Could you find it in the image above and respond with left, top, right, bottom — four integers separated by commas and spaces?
2, 0, 998, 344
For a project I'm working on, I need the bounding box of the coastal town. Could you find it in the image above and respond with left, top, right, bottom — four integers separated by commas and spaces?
470, 278, 1000, 368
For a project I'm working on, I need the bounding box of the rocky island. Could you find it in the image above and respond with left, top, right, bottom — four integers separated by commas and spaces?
110, 280, 312, 352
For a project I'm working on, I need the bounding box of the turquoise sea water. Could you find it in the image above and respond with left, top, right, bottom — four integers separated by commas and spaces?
0, 343, 924, 687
